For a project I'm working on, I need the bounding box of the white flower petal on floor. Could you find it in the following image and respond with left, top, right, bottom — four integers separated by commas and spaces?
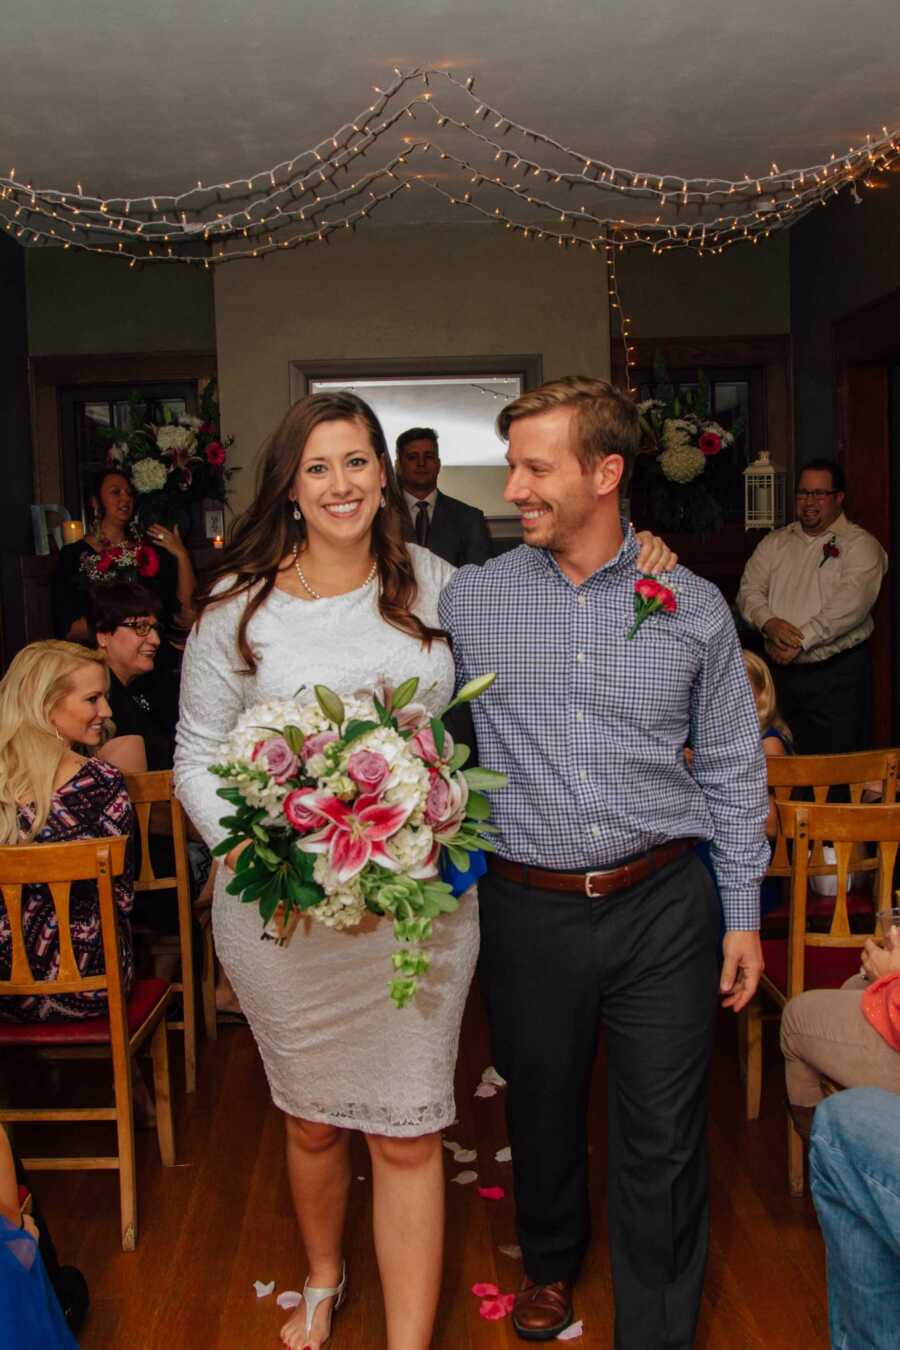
451, 1169, 479, 1185
276, 1291, 303, 1310
253, 1280, 275, 1298
481, 1065, 507, 1087
442, 1138, 461, 1153
495, 1145, 512, 1162
557, 1320, 584, 1340
453, 1147, 478, 1163
498, 1243, 522, 1260
475, 1082, 498, 1098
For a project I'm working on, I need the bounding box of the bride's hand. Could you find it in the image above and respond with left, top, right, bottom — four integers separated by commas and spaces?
634, 530, 677, 575
225, 840, 252, 871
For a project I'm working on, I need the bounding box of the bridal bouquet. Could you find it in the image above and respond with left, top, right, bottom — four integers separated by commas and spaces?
209, 674, 505, 1007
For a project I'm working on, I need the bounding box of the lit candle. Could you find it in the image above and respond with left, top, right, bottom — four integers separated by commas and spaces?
62, 519, 85, 544
212, 534, 224, 549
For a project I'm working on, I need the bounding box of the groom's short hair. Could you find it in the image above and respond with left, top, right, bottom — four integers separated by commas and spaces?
498, 376, 641, 484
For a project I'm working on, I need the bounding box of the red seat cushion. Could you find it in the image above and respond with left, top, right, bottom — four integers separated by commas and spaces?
762, 939, 862, 998
762, 886, 875, 937
0, 978, 169, 1047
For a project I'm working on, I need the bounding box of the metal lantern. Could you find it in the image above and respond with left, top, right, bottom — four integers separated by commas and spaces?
743, 450, 785, 531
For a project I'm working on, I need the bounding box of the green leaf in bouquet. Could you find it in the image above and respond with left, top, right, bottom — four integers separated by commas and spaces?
442, 671, 497, 714
255, 843, 281, 869
283, 724, 305, 755
236, 844, 255, 872
342, 719, 379, 747
446, 844, 471, 871
447, 743, 471, 771
251, 822, 270, 844
315, 685, 346, 727
430, 718, 446, 758
373, 693, 392, 727
259, 890, 282, 924
462, 766, 509, 791
465, 790, 492, 821
390, 676, 420, 711
389, 976, 417, 1009
211, 835, 243, 858
216, 787, 247, 806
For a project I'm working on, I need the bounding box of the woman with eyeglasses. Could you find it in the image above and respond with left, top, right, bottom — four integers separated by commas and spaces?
88, 584, 172, 775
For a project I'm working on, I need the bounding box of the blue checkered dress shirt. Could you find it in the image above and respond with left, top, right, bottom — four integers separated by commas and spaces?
438, 529, 770, 930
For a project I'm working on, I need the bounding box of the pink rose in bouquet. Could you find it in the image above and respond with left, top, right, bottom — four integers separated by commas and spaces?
347, 749, 390, 794
252, 735, 300, 784
302, 730, 339, 761
425, 771, 470, 840
283, 786, 320, 833
411, 725, 454, 766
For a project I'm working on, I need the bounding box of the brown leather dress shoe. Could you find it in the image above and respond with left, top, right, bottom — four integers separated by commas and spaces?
512, 1278, 573, 1341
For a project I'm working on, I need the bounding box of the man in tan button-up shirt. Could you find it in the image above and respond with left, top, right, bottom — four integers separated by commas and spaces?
737, 458, 887, 754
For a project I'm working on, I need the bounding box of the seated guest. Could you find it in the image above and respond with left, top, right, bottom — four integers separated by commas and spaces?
395, 425, 493, 566
0, 641, 134, 1022
89, 583, 171, 773
810, 1088, 900, 1350
51, 466, 196, 643
0, 1124, 77, 1349
742, 650, 792, 838
781, 933, 900, 1139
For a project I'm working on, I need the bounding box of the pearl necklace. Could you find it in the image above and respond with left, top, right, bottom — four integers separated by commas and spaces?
292, 545, 377, 600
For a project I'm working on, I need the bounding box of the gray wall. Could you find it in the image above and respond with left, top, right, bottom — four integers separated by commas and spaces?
791, 177, 900, 466
617, 233, 790, 338
26, 248, 216, 355
214, 223, 612, 516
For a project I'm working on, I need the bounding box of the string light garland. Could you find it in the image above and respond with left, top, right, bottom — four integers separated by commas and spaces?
2, 65, 897, 265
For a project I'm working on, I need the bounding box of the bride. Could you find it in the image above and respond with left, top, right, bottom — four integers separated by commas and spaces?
174, 390, 670, 1349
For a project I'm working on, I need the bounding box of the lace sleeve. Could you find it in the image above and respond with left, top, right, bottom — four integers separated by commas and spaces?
174, 593, 248, 850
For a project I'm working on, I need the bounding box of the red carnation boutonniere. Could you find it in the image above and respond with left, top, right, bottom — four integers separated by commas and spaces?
628, 576, 677, 639
136, 543, 160, 578
819, 534, 840, 568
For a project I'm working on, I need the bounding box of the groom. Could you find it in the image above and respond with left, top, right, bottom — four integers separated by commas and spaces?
439, 377, 769, 1348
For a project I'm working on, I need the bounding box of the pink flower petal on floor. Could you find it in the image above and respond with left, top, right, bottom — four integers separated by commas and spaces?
498, 1243, 522, 1260
495, 1146, 512, 1163
478, 1185, 506, 1201
501, 1293, 516, 1313
471, 1282, 500, 1297
475, 1083, 497, 1098
451, 1169, 478, 1185
557, 1320, 584, 1340
479, 1297, 508, 1321
276, 1291, 302, 1310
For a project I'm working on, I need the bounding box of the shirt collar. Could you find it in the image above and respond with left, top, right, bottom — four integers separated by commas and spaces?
532, 525, 639, 586
790, 510, 849, 542
404, 489, 437, 513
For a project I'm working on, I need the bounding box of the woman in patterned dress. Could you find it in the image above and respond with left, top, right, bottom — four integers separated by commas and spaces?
0, 641, 135, 1024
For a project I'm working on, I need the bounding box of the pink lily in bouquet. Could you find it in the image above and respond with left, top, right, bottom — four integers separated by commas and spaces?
301, 791, 413, 882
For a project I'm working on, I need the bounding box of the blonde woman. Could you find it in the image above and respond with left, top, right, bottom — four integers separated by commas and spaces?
0, 641, 134, 1024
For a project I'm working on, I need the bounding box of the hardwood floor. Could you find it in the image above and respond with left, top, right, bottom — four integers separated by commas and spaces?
27, 993, 828, 1349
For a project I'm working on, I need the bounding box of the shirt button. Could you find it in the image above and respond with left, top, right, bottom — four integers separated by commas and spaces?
580, 770, 588, 781
590, 824, 600, 837
576, 652, 585, 663
575, 711, 584, 723
578, 595, 587, 607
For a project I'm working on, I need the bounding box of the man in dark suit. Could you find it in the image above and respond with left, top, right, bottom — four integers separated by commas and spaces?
396, 426, 493, 567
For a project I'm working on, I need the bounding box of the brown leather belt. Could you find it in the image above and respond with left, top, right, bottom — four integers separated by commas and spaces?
488, 839, 695, 898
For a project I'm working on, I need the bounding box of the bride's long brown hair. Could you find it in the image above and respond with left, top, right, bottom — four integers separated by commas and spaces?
195, 391, 446, 672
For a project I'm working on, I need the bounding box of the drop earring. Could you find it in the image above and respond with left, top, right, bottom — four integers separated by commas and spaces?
380, 492, 387, 509
292, 503, 303, 522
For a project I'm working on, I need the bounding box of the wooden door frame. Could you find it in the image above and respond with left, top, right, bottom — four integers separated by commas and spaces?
834, 289, 900, 745
29, 351, 217, 508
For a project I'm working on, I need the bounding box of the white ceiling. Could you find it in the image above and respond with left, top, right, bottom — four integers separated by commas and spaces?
3, 0, 899, 227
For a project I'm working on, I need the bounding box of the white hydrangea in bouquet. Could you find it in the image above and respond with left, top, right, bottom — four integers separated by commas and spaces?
209, 674, 505, 1008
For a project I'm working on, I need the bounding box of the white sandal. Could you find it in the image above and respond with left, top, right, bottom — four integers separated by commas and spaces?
299, 1262, 347, 1348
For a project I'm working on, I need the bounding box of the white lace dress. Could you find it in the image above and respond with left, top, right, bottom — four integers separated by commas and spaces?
174, 546, 479, 1136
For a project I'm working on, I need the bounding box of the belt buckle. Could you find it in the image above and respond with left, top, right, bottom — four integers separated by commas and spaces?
584, 870, 609, 897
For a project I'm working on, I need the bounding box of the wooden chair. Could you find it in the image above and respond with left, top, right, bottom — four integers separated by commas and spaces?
125, 770, 198, 1093
739, 748, 898, 1121
775, 801, 900, 1194
0, 836, 175, 1250
197, 903, 217, 1044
